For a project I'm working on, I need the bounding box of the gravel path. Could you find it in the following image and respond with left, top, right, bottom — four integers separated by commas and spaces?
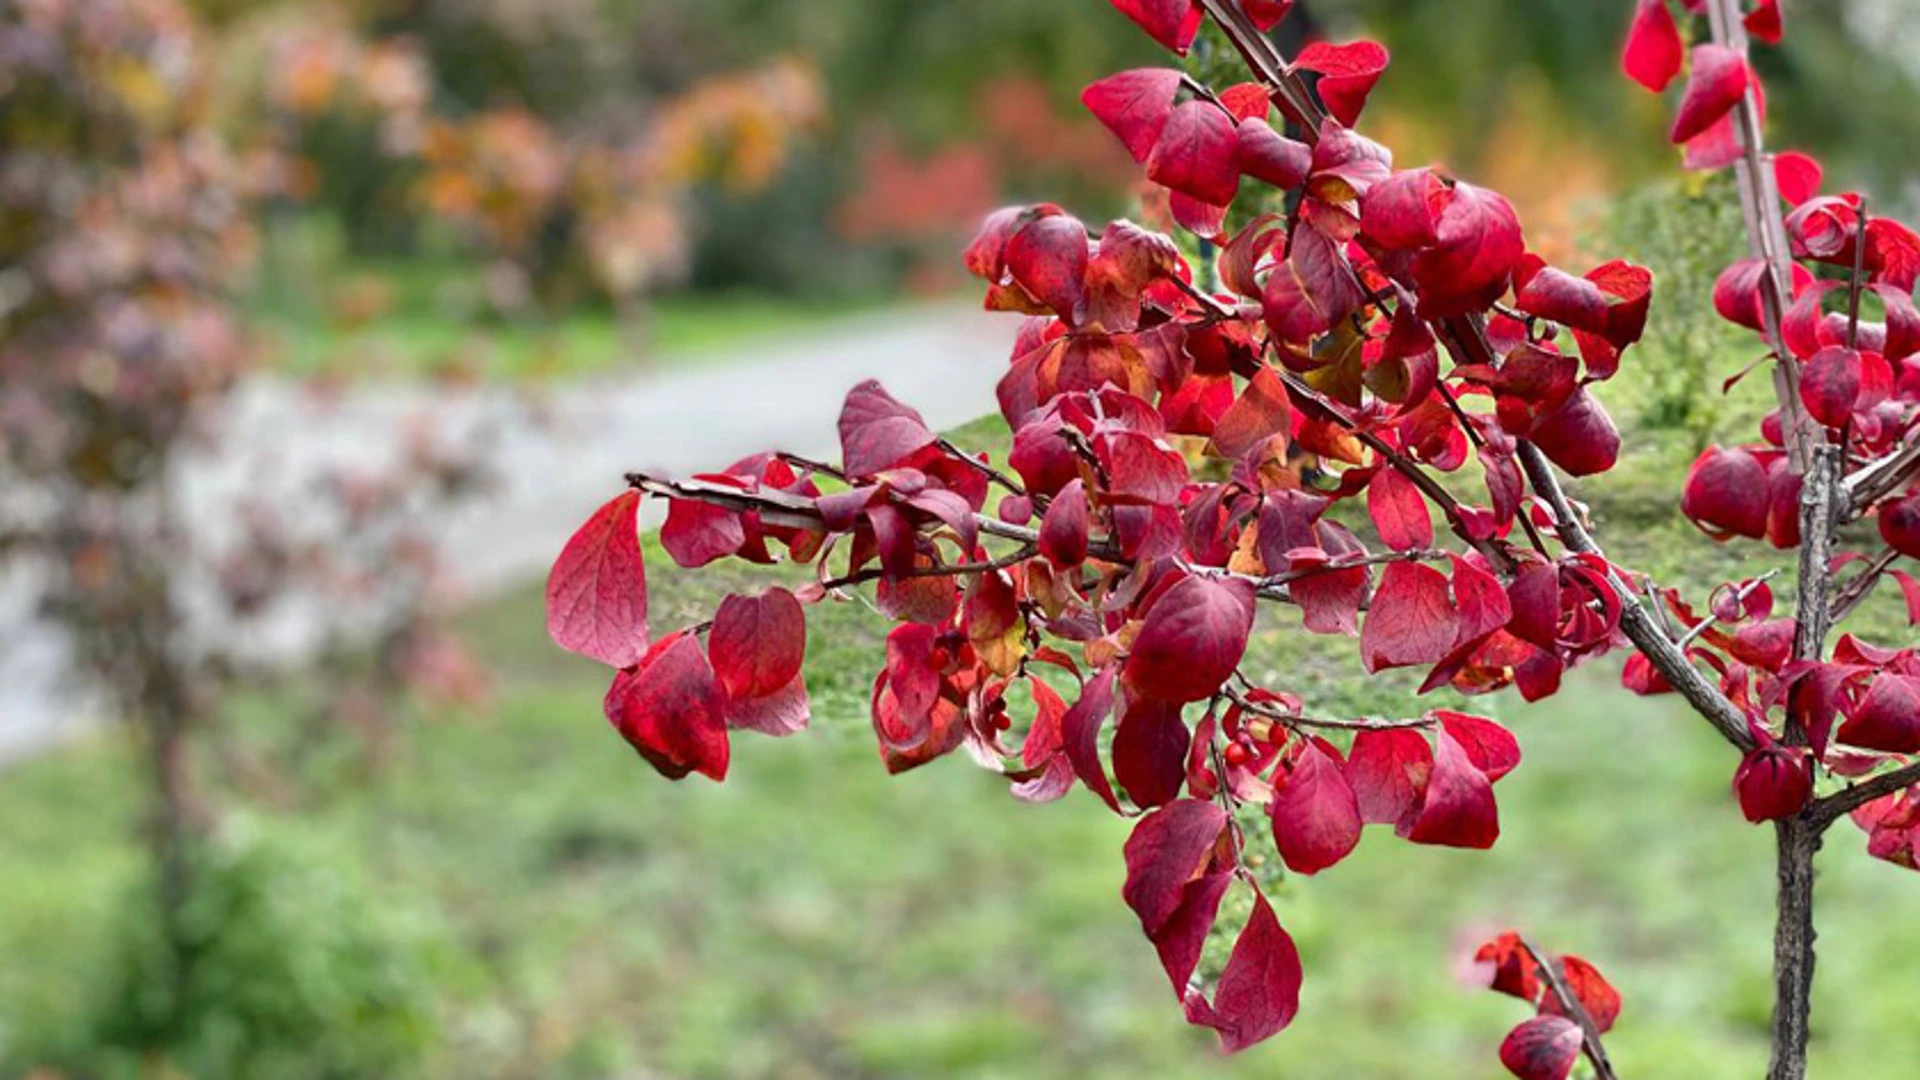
0, 302, 1016, 762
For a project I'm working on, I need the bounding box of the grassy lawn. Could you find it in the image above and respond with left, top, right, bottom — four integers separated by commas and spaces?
244, 218, 893, 382
248, 290, 892, 383
7, 451, 1920, 1077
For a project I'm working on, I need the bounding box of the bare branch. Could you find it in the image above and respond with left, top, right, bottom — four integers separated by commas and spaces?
1516, 442, 1756, 751
1807, 759, 1920, 827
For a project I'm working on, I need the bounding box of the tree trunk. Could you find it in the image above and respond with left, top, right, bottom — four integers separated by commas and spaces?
1767, 816, 1821, 1080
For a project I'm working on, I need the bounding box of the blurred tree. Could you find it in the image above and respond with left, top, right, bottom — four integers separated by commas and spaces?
1323, 0, 1920, 203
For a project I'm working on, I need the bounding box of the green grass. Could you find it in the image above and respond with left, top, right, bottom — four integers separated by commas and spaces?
242, 216, 892, 382
8, 473, 1920, 1077
248, 291, 891, 383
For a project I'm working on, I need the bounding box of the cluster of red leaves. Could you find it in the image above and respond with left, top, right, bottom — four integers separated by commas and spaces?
1474, 933, 1621, 1080
547, 0, 1920, 1062
1624, 2, 1920, 867
542, 0, 1674, 1055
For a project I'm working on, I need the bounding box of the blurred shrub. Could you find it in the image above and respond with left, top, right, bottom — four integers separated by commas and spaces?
1590, 177, 1763, 459
70, 825, 443, 1079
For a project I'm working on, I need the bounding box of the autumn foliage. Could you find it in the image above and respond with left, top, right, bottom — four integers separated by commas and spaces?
550, 0, 1920, 1073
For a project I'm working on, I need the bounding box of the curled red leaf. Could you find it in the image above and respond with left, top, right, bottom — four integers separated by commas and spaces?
1499, 1015, 1583, 1080
1293, 40, 1390, 127
1669, 45, 1751, 145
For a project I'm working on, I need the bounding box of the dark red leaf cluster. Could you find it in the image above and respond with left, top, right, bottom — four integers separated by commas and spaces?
1474, 933, 1619, 1080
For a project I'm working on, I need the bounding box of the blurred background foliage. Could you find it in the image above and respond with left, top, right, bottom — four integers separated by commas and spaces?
158, 0, 1920, 380
7, 0, 1920, 1076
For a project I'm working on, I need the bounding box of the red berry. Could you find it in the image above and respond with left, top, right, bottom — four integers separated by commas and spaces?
1223, 743, 1252, 766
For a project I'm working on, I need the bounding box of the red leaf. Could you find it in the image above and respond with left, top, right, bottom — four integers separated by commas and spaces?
1294, 40, 1390, 127
1125, 575, 1257, 702
1366, 467, 1433, 551
1169, 191, 1228, 239
1800, 345, 1862, 429
1184, 887, 1303, 1052
1211, 365, 1292, 459
1516, 263, 1611, 336
1122, 799, 1229, 935
1148, 101, 1242, 207
1262, 222, 1367, 342
1670, 45, 1751, 145
1499, 1015, 1583, 1080
1437, 711, 1521, 781
1013, 679, 1075, 803
1449, 555, 1514, 647
723, 675, 810, 737
1681, 446, 1770, 540
1413, 183, 1525, 317
1543, 955, 1622, 1034
1152, 870, 1235, 993
1114, 697, 1193, 808
604, 634, 728, 781
1082, 69, 1184, 163
1293, 561, 1369, 636
547, 491, 649, 668
1039, 478, 1091, 569
1838, 673, 1920, 754
1774, 151, 1823, 207
839, 380, 937, 477
1474, 932, 1543, 1001
661, 492, 747, 569
1239, 0, 1295, 31
709, 588, 806, 700
1064, 668, 1125, 812
1622, 0, 1684, 92
1108, 0, 1204, 54
1745, 0, 1782, 44
1400, 728, 1499, 848
1346, 727, 1432, 824
1005, 213, 1091, 322
1881, 493, 1920, 559
1236, 118, 1311, 190
1360, 168, 1442, 250
1733, 744, 1813, 822
1528, 388, 1620, 477
1362, 561, 1460, 673
1269, 737, 1363, 874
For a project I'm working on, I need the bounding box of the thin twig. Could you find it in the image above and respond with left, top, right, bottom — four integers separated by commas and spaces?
1675, 569, 1782, 650
1807, 759, 1920, 826
1516, 442, 1756, 751
1519, 937, 1619, 1080
1829, 547, 1899, 626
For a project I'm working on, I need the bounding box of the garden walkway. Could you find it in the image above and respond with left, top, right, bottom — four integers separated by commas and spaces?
0, 302, 1016, 761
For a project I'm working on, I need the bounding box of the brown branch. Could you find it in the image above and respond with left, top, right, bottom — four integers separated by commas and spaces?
1519, 937, 1619, 1080
1516, 441, 1757, 751
1807, 759, 1920, 827
1703, 0, 1815, 471
1766, 817, 1822, 1080
937, 437, 1028, 498
1829, 546, 1899, 626
1254, 547, 1447, 587
1226, 685, 1435, 737
1277, 369, 1519, 575
1846, 441, 1920, 516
